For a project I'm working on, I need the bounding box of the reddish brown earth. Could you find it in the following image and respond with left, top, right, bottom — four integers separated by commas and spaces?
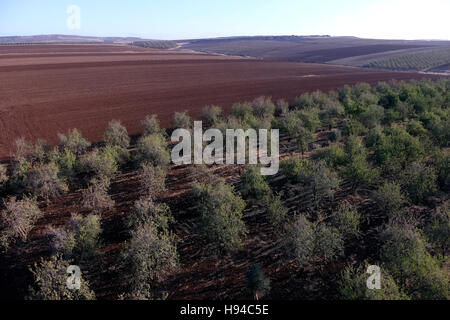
0, 44, 444, 158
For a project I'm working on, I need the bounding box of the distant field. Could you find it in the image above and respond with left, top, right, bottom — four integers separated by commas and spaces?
0, 44, 444, 158
132, 40, 178, 49
365, 48, 450, 72
181, 36, 450, 64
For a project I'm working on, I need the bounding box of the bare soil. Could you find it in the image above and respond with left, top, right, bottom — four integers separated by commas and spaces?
0, 44, 443, 159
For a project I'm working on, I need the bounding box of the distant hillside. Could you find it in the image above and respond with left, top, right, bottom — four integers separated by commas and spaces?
181, 36, 450, 69
0, 34, 149, 44
132, 40, 178, 49
365, 47, 450, 73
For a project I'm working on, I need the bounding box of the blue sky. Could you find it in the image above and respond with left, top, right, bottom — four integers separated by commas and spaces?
0, 0, 449, 40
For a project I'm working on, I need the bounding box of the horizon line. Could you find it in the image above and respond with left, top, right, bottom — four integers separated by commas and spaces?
1, 33, 450, 42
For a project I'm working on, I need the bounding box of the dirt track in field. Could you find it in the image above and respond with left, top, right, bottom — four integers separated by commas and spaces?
0, 44, 443, 158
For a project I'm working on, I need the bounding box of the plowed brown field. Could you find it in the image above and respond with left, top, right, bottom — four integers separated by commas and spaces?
0, 44, 443, 158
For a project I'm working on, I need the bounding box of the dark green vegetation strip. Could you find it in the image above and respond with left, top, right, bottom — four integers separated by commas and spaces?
365, 48, 450, 71
132, 40, 178, 49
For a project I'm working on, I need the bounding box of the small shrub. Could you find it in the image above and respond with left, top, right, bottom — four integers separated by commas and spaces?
374, 126, 424, 173
320, 100, 345, 127
11, 139, 34, 180
311, 144, 346, 168
102, 145, 130, 168
13, 137, 35, 163
359, 104, 384, 128
314, 223, 344, 262
267, 194, 288, 227
202, 105, 223, 125
193, 180, 247, 253
331, 203, 361, 239
50, 213, 102, 261
240, 166, 271, 200
279, 110, 302, 137
275, 99, 289, 116
298, 108, 321, 133
402, 161, 438, 203
172, 111, 191, 129
28, 255, 95, 300
123, 219, 178, 299
47, 227, 75, 259
342, 156, 380, 189
297, 127, 314, 155
339, 264, 409, 300
343, 136, 379, 188
309, 160, 340, 207
25, 162, 68, 199
58, 129, 91, 155
365, 125, 384, 148
283, 214, 343, 267
103, 120, 130, 148
78, 148, 118, 180
251, 96, 275, 119
136, 134, 170, 167
230, 102, 253, 120
0, 196, 42, 250
280, 156, 311, 182
81, 178, 114, 213
51, 149, 77, 181
343, 119, 367, 136
283, 159, 339, 207
138, 163, 167, 200
141, 114, 166, 136
372, 182, 407, 218
127, 197, 172, 230
344, 135, 368, 161
379, 222, 449, 299
406, 120, 427, 136
282, 214, 315, 267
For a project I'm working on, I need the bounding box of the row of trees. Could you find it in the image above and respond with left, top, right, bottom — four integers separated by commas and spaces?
1, 78, 448, 299
273, 79, 449, 299
25, 114, 181, 299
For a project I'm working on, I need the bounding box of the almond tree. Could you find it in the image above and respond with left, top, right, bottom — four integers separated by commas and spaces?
136, 134, 170, 167
193, 180, 247, 253
58, 129, 91, 155
240, 166, 271, 201
282, 214, 315, 267
339, 264, 408, 300
202, 106, 223, 126
141, 114, 166, 136
0, 196, 42, 250
331, 203, 361, 239
172, 111, 192, 129
103, 120, 130, 148
26, 162, 68, 199
138, 163, 167, 200
123, 202, 178, 299
81, 178, 114, 213
49, 213, 102, 262
372, 181, 407, 219
28, 255, 95, 300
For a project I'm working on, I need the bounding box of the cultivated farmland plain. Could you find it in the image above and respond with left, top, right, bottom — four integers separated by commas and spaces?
0, 44, 443, 158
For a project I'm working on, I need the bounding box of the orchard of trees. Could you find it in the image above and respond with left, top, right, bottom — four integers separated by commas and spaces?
0, 78, 448, 300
